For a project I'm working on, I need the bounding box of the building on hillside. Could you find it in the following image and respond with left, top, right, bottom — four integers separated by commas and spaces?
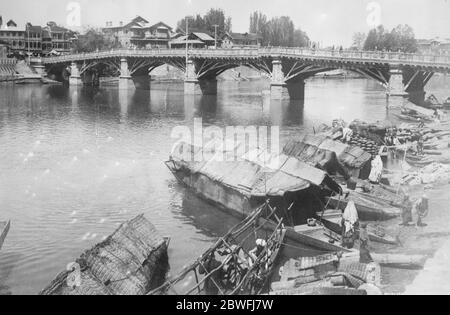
102, 16, 173, 48
221, 32, 262, 48
170, 32, 216, 49
417, 38, 450, 55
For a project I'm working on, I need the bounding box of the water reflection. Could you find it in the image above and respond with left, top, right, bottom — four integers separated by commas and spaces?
1, 75, 450, 294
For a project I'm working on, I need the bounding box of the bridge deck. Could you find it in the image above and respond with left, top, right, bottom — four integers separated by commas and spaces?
42, 48, 450, 71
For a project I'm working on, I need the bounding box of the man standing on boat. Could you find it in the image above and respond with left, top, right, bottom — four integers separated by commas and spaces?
400, 195, 414, 226
369, 155, 383, 184
414, 195, 430, 227
417, 136, 424, 156
359, 222, 373, 264
342, 200, 359, 249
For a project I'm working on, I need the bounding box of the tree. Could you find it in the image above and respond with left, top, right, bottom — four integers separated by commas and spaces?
363, 24, 417, 53
293, 29, 310, 47
177, 14, 205, 33
266, 16, 295, 47
249, 12, 309, 47
203, 8, 232, 35
390, 24, 418, 52
72, 28, 120, 53
176, 9, 232, 35
249, 11, 267, 34
352, 32, 366, 50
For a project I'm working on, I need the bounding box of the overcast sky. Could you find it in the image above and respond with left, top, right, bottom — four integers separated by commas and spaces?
1, 0, 450, 46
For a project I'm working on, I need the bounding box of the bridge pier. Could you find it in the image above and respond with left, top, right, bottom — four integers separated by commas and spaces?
119, 58, 134, 90
184, 79, 218, 95
387, 70, 408, 97
184, 60, 218, 95
119, 58, 151, 90
270, 60, 305, 100
69, 62, 83, 86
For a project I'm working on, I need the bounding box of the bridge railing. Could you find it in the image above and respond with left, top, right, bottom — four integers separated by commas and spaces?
42, 47, 450, 67
261, 47, 450, 65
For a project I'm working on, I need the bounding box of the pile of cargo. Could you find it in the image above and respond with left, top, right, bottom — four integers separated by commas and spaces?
346, 134, 380, 156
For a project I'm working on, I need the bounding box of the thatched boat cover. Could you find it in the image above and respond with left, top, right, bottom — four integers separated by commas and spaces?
40, 215, 169, 295
170, 140, 341, 198
284, 135, 372, 170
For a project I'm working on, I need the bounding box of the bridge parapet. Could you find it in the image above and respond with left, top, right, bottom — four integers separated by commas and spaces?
43, 48, 450, 69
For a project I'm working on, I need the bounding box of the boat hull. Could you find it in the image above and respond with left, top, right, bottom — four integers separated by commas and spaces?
167, 161, 348, 253
325, 197, 400, 221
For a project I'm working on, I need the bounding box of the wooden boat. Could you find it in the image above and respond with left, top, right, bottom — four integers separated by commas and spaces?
149, 204, 287, 295
269, 252, 382, 295
166, 141, 347, 253
325, 191, 402, 221
0, 220, 11, 251
392, 113, 433, 123
317, 210, 398, 245
423, 95, 444, 110
341, 252, 427, 270
40, 215, 170, 295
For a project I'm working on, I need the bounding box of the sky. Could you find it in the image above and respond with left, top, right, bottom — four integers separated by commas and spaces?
1, 0, 450, 46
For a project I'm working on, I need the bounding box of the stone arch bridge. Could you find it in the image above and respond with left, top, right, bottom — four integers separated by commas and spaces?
41, 48, 450, 102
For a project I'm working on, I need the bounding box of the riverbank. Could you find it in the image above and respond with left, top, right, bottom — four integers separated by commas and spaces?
404, 235, 450, 295
369, 185, 450, 294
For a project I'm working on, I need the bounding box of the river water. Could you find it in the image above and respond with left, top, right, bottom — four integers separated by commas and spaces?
1, 75, 449, 295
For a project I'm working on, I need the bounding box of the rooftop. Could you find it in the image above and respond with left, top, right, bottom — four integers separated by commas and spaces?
191, 32, 215, 42
225, 32, 262, 41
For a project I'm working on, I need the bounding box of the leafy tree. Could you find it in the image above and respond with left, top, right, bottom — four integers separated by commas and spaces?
249, 12, 309, 47
352, 32, 366, 50
73, 28, 120, 53
293, 29, 310, 47
363, 24, 417, 52
250, 11, 268, 34
390, 24, 417, 52
266, 16, 294, 47
176, 9, 232, 36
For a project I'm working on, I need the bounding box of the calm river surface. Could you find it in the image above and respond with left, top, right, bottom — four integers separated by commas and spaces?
1, 75, 449, 294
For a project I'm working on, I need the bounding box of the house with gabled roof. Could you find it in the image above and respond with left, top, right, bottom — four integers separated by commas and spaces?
102, 16, 174, 48
222, 32, 262, 48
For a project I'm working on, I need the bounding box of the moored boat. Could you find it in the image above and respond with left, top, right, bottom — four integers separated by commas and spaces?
325, 190, 402, 221
166, 140, 347, 252
149, 204, 286, 295
317, 210, 398, 245
0, 220, 11, 251
40, 215, 170, 295
270, 252, 382, 295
